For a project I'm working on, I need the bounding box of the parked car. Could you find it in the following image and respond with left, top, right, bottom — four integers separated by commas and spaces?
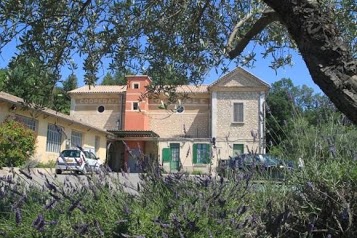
55, 148, 103, 174
217, 153, 294, 178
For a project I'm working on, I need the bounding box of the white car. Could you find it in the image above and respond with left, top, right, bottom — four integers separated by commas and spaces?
55, 149, 103, 174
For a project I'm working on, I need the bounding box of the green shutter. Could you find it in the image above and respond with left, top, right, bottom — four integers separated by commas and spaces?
192, 144, 197, 164
207, 145, 211, 164
233, 144, 244, 156
162, 148, 171, 162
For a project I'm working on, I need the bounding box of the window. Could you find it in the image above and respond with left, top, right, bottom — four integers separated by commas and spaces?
46, 124, 63, 153
98, 105, 105, 113
15, 115, 37, 131
133, 83, 139, 89
176, 105, 184, 113
193, 144, 211, 164
71, 131, 82, 148
232, 102, 244, 123
233, 144, 244, 157
133, 102, 139, 110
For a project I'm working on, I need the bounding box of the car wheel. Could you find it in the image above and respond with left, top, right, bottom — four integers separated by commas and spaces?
55, 169, 62, 175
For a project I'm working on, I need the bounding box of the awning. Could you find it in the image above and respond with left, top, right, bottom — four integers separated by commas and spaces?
107, 130, 159, 138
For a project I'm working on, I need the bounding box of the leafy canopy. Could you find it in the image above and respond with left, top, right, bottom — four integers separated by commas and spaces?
0, 0, 354, 86
266, 78, 337, 150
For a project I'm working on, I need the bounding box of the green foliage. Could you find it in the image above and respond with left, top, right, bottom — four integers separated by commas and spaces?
266, 78, 336, 151
4, 55, 58, 107
0, 169, 262, 237
0, 114, 356, 237
0, 119, 36, 167
0, 68, 6, 90
1, 64, 76, 114
0, 170, 132, 237
101, 71, 127, 85
261, 114, 357, 237
34, 160, 56, 168
129, 173, 260, 237
0, 0, 354, 86
51, 73, 78, 114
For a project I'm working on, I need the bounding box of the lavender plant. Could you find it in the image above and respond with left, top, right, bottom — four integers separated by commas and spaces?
259, 114, 357, 237
0, 113, 356, 237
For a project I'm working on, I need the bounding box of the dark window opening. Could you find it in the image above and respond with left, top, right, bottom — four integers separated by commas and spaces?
133, 102, 139, 110
98, 105, 105, 113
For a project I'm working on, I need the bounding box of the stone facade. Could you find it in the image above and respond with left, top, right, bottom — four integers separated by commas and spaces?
67, 67, 269, 174
70, 93, 125, 130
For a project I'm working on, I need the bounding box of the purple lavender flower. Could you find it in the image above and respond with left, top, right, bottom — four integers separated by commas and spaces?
77, 204, 87, 214
19, 169, 32, 180
341, 207, 349, 221
237, 205, 248, 215
68, 198, 81, 213
15, 208, 22, 225
306, 181, 314, 191
37, 170, 45, 177
218, 198, 226, 207
32, 214, 45, 231
44, 199, 57, 210
49, 192, 60, 201
13, 195, 27, 209
46, 220, 58, 225
45, 178, 57, 192
74, 223, 88, 235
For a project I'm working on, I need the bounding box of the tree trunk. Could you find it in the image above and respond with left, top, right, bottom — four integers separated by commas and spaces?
263, 0, 357, 124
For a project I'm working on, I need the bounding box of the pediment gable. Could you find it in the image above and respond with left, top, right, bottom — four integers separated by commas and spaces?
209, 67, 270, 89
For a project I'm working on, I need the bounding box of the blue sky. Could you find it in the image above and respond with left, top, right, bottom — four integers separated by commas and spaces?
0, 40, 321, 93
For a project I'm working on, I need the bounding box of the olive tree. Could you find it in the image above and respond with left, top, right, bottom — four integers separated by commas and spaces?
0, 0, 355, 123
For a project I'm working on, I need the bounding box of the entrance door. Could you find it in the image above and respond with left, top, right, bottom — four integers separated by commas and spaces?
170, 143, 180, 171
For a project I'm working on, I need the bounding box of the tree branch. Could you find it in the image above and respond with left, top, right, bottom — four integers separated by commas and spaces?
78, 0, 91, 15
227, 9, 256, 50
227, 10, 280, 59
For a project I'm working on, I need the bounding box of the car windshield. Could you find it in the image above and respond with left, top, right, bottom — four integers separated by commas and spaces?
61, 150, 80, 157
264, 155, 280, 164
84, 151, 97, 160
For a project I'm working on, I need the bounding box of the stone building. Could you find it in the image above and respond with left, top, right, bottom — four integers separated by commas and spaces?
69, 67, 269, 173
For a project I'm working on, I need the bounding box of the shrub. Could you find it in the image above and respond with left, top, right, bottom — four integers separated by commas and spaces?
128, 172, 261, 237
260, 115, 357, 237
0, 119, 36, 167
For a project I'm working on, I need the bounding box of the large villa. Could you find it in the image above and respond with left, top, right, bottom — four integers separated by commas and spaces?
0, 67, 269, 173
